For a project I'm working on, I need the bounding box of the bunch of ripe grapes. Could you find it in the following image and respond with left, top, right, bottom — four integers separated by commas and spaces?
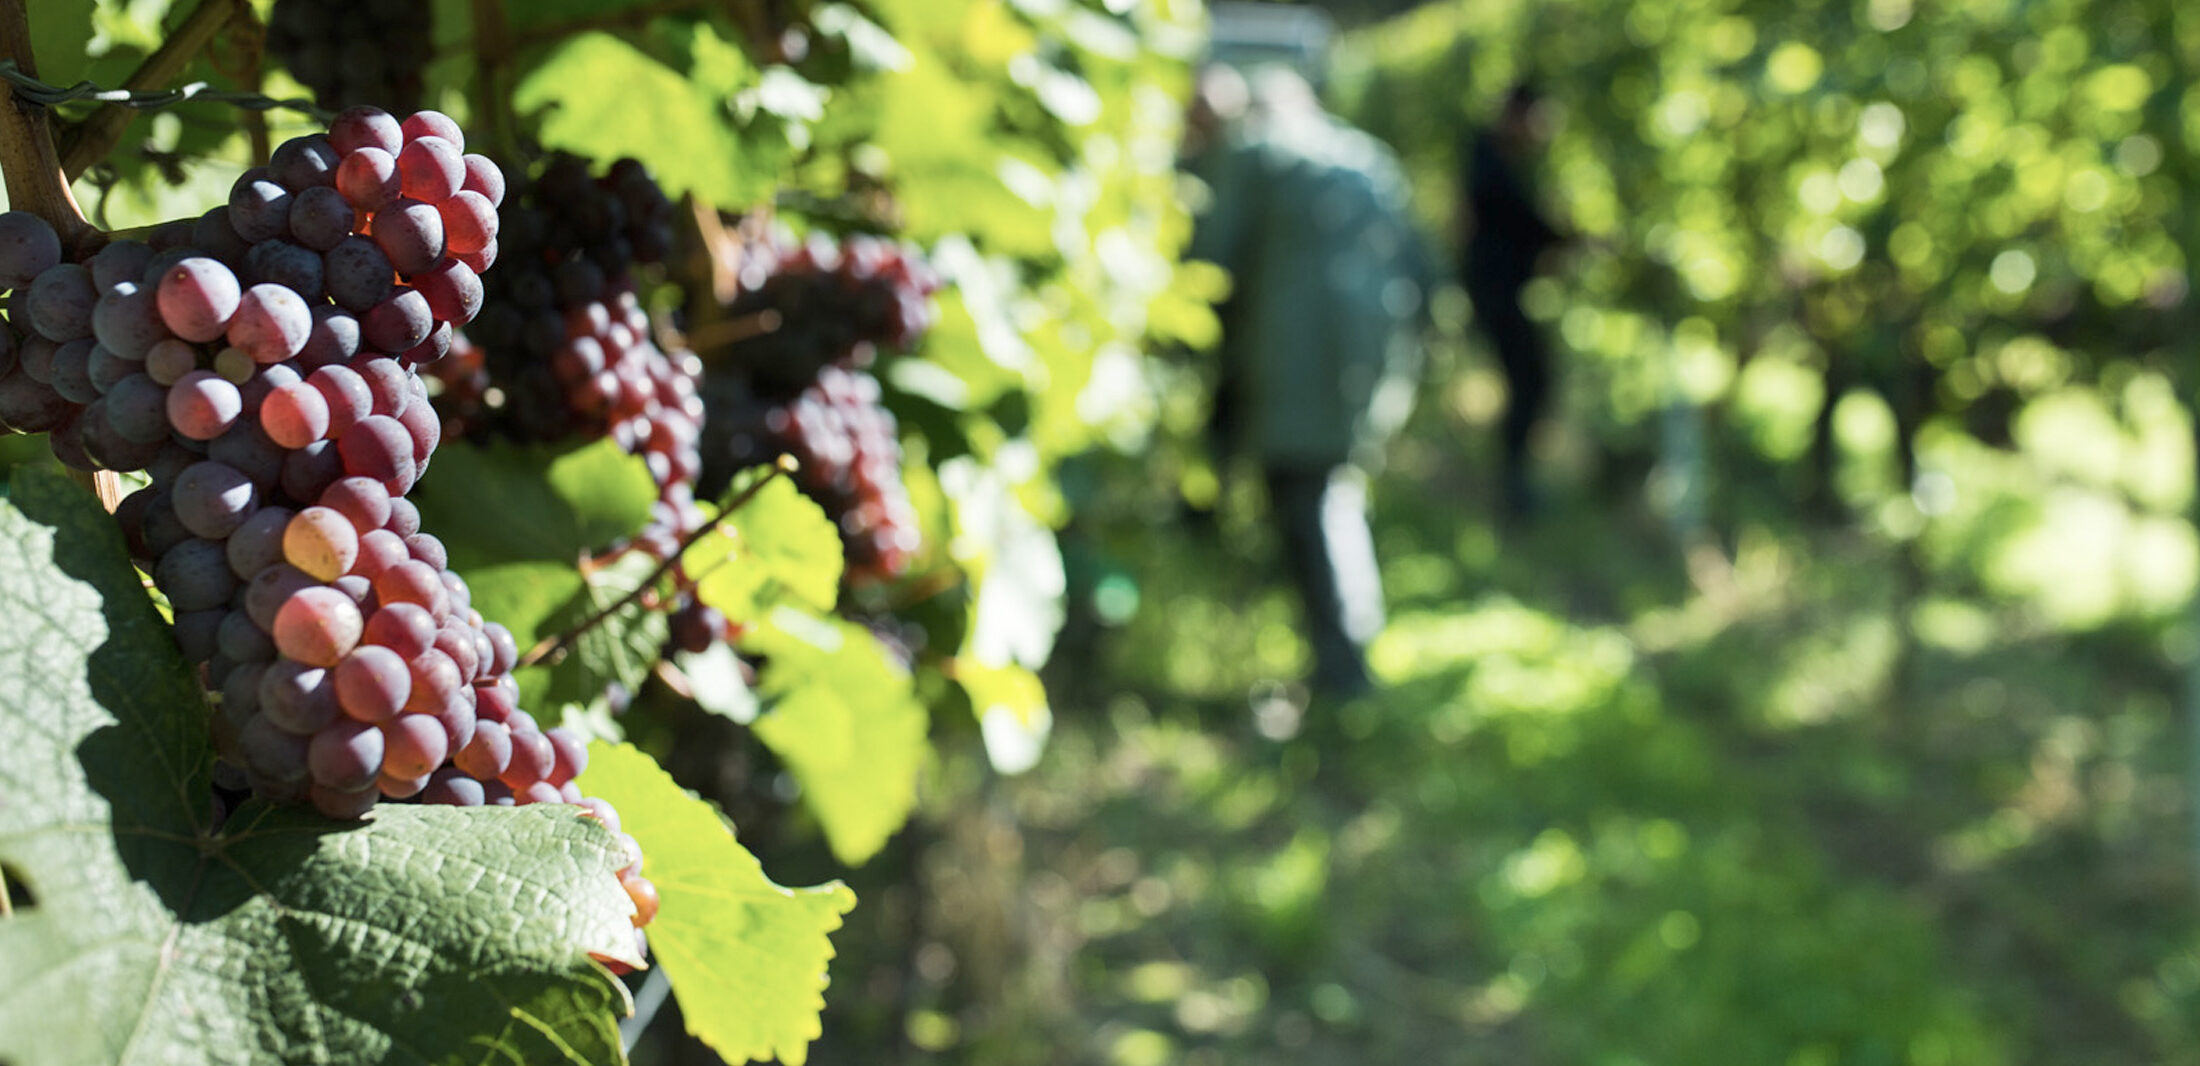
427, 153, 705, 563
699, 231, 938, 588
0, 106, 657, 938
265, 0, 432, 113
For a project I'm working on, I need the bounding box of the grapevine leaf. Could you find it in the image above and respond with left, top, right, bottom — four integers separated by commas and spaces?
578, 743, 856, 1066
940, 455, 1067, 670
743, 608, 930, 866
954, 657, 1052, 776
25, 0, 98, 92
678, 642, 759, 725
540, 550, 670, 710
412, 437, 657, 570
459, 561, 589, 652
514, 32, 752, 206
0, 467, 641, 1065
682, 469, 844, 621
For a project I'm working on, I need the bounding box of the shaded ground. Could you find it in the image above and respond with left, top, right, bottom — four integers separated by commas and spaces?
791, 351, 2200, 1065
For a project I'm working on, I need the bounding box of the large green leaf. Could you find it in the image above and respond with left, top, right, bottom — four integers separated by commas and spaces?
412, 438, 657, 570
682, 469, 844, 622
744, 609, 930, 866
579, 743, 856, 1066
514, 31, 755, 206
0, 467, 640, 1066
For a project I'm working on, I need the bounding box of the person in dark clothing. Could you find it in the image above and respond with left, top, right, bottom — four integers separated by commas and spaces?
1460, 85, 1565, 517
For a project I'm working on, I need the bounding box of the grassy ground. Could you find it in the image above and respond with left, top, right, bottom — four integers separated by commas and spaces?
795, 352, 2200, 1065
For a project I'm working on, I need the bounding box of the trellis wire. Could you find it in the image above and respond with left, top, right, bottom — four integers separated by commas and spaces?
0, 59, 329, 121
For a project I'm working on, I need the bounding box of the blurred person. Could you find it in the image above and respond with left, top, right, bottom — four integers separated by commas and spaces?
1181, 63, 1430, 700
1459, 83, 1566, 518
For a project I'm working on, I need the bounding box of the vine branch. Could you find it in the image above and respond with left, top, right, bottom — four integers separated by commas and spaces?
519, 456, 797, 668
56, 0, 249, 180
0, 0, 92, 249
468, 0, 520, 163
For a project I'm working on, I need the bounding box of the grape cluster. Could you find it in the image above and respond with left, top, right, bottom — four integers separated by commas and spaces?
266, 0, 432, 113
702, 364, 921, 585
428, 153, 704, 561
0, 107, 657, 938
720, 230, 939, 395
698, 232, 937, 586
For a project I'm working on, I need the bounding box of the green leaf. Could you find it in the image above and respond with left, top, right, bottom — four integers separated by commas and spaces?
939, 455, 1067, 670
0, 467, 639, 1065
461, 561, 590, 652
954, 657, 1053, 775
579, 743, 856, 1066
679, 642, 760, 725
683, 469, 845, 621
744, 608, 931, 866
539, 551, 671, 711
412, 437, 657, 570
26, 0, 98, 91
514, 31, 755, 205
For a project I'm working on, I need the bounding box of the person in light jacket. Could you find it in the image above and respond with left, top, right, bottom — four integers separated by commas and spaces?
1183, 64, 1428, 699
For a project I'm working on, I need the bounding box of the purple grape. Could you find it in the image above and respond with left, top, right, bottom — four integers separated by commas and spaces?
155, 257, 243, 342
26, 262, 96, 341
91, 281, 168, 358
226, 505, 296, 580
329, 106, 403, 156
166, 369, 243, 440
238, 712, 311, 781
323, 236, 395, 312
229, 170, 294, 243
244, 563, 319, 631
333, 644, 410, 723
227, 283, 312, 363
171, 460, 259, 539
353, 356, 411, 417
48, 339, 98, 404
208, 420, 287, 492
308, 364, 372, 436
272, 584, 364, 667
363, 288, 432, 353
0, 211, 63, 289
103, 373, 170, 443
85, 343, 136, 394
288, 186, 356, 252
280, 438, 346, 502
338, 413, 418, 498
308, 718, 385, 791
269, 133, 340, 191
260, 660, 340, 736
298, 305, 362, 368
246, 240, 324, 297
190, 206, 251, 263
369, 199, 444, 275
88, 239, 154, 291
396, 137, 464, 203
154, 537, 237, 611
217, 608, 278, 663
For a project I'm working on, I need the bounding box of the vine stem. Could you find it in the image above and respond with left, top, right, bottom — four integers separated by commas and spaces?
518, 456, 797, 669
0, 0, 93, 250
468, 0, 519, 163
56, 0, 246, 180
1, 0, 125, 510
